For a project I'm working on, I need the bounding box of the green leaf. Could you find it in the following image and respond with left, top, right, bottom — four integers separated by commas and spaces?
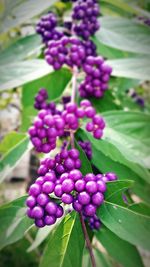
0, 34, 41, 64
78, 129, 150, 203
0, 132, 31, 183
0, 59, 52, 91
108, 57, 150, 80
90, 90, 119, 112
80, 110, 150, 183
129, 203, 150, 216
105, 180, 134, 201
103, 111, 150, 169
0, 0, 57, 33
75, 140, 92, 175
0, 196, 32, 250
98, 201, 150, 250
93, 36, 132, 59
21, 68, 72, 131
96, 17, 150, 55
109, 77, 140, 93
27, 215, 64, 252
101, 16, 150, 35
0, 131, 25, 154
96, 226, 144, 267
40, 212, 84, 267
27, 226, 54, 253
101, 0, 138, 15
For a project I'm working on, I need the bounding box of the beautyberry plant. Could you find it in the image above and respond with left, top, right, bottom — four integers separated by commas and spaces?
0, 0, 149, 267
26, 0, 117, 266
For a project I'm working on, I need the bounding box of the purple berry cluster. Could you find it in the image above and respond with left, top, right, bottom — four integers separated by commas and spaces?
35, 0, 112, 99
34, 88, 48, 110
86, 113, 105, 140
87, 214, 101, 230
28, 99, 105, 153
34, 88, 61, 114
26, 185, 64, 228
28, 110, 65, 153
45, 37, 86, 70
78, 140, 92, 160
82, 40, 97, 57
44, 35, 111, 98
72, 0, 100, 40
63, 99, 105, 139
36, 12, 63, 44
79, 56, 112, 98
73, 172, 117, 230
38, 148, 81, 177
26, 146, 117, 229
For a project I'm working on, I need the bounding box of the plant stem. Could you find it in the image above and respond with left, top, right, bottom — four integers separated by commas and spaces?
79, 213, 96, 267
70, 67, 96, 266
70, 66, 78, 148
71, 66, 78, 104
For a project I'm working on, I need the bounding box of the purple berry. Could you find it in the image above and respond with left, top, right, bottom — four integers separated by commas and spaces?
37, 193, 49, 206
62, 179, 74, 193
92, 192, 104, 206
69, 149, 79, 159
85, 107, 96, 118
73, 200, 82, 212
54, 184, 63, 197
78, 192, 90, 205
45, 215, 56, 225
66, 103, 77, 112
29, 184, 41, 196
86, 181, 98, 194
69, 169, 82, 181
45, 202, 57, 215
75, 179, 86, 192
106, 172, 117, 181
26, 196, 36, 208
42, 181, 55, 194
84, 204, 96, 216
35, 219, 45, 228
94, 220, 101, 229
32, 206, 44, 219
62, 193, 73, 204
85, 173, 96, 182
64, 158, 75, 170
56, 206, 64, 218
93, 128, 103, 139
86, 122, 94, 132
44, 172, 56, 182
97, 180, 106, 193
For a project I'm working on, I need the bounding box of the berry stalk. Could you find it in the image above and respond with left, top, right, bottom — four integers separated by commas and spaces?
79, 213, 96, 267
70, 66, 78, 148
71, 66, 78, 104
71, 66, 96, 267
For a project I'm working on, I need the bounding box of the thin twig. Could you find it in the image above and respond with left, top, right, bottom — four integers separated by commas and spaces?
70, 67, 96, 267
79, 213, 96, 267
70, 131, 75, 148
70, 66, 78, 148
71, 66, 78, 104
